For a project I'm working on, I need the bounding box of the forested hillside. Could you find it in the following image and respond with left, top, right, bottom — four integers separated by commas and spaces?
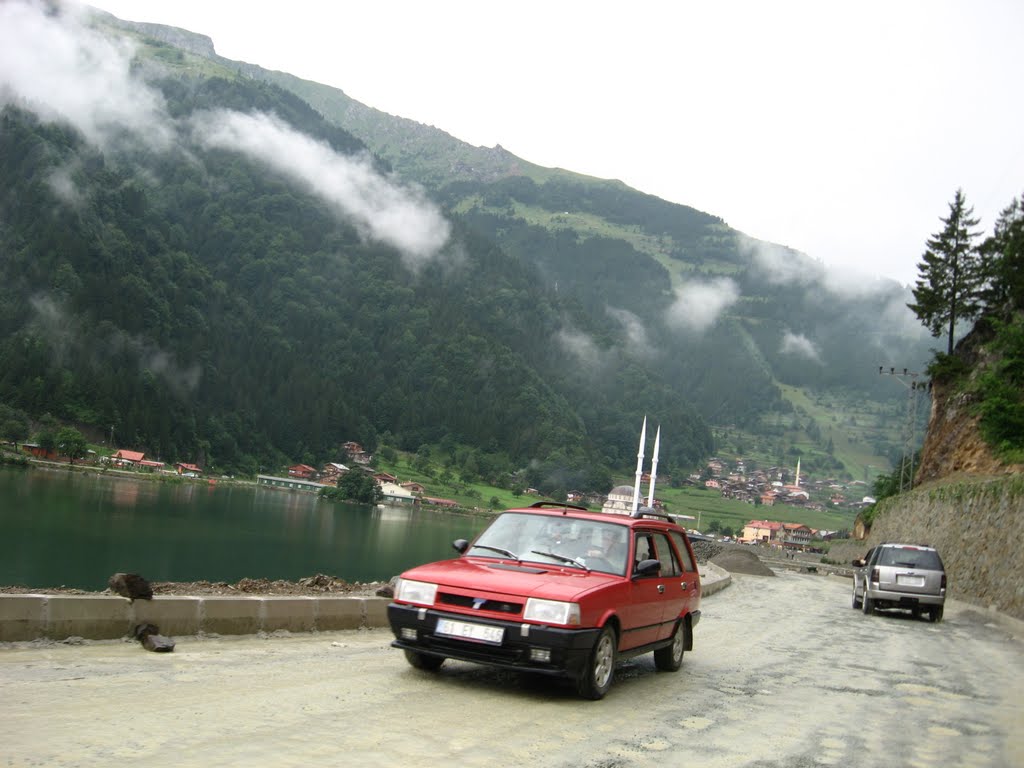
0, 4, 937, 491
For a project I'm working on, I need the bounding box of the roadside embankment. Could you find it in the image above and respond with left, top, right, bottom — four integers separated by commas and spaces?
0, 564, 731, 642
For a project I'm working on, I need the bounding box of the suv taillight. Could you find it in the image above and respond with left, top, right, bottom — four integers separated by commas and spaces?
941, 573, 946, 589
870, 567, 880, 584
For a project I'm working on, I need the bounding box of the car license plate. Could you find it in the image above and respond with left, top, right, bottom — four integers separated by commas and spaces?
435, 618, 504, 645
897, 574, 925, 587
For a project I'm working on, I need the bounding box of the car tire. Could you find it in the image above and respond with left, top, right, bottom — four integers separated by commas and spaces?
862, 595, 874, 615
576, 625, 617, 700
928, 606, 944, 623
851, 580, 862, 609
653, 620, 685, 672
404, 649, 445, 671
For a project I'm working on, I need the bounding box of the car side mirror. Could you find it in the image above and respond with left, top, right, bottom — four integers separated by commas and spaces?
851, 558, 866, 567
453, 538, 469, 554
634, 558, 661, 577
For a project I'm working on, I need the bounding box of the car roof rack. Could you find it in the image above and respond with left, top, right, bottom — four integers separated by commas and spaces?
631, 506, 675, 524
528, 501, 589, 513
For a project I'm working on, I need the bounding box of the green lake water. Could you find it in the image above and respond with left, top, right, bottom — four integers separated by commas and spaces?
0, 465, 488, 591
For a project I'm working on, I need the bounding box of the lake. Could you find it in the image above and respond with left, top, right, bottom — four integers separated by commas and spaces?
0, 465, 490, 591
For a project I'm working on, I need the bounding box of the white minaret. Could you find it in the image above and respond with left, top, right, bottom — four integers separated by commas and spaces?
646, 425, 661, 508
631, 416, 647, 513
795, 458, 801, 487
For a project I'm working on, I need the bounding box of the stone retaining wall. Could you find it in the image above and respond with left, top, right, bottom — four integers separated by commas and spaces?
828, 475, 1023, 620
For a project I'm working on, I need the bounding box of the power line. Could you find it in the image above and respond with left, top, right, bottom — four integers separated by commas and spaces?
878, 367, 931, 493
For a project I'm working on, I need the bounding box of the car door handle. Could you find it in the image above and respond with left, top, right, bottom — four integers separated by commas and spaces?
680, 582, 688, 590
657, 585, 665, 594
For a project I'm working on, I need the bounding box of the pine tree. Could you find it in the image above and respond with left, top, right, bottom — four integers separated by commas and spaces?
977, 194, 1024, 312
908, 189, 984, 355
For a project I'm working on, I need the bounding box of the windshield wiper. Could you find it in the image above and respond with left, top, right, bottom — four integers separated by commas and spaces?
530, 550, 586, 570
472, 544, 520, 560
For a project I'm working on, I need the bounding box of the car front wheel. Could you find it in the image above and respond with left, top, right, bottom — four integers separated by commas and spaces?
404, 649, 445, 671
653, 620, 685, 672
576, 625, 617, 700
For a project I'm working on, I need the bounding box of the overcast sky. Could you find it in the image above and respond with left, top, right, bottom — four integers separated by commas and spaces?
84, 0, 1023, 287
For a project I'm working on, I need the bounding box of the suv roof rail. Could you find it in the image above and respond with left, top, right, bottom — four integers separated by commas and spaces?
630, 506, 676, 524
528, 501, 589, 512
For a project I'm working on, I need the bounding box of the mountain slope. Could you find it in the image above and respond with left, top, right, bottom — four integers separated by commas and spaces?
0, 5, 937, 487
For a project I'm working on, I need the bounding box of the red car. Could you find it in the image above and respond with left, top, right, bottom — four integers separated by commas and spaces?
387, 502, 702, 699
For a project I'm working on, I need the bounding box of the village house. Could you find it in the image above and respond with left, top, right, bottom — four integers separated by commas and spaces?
342, 442, 371, 464
379, 481, 416, 505
176, 462, 202, 476
288, 464, 316, 479
400, 481, 426, 494
320, 462, 349, 484
112, 449, 145, 467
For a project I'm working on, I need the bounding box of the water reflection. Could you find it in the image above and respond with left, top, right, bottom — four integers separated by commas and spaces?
0, 466, 488, 591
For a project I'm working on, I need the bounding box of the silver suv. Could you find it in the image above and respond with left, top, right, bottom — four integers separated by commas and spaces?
851, 542, 946, 622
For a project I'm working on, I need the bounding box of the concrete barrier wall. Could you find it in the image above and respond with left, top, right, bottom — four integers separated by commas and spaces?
0, 568, 732, 643
0, 595, 384, 642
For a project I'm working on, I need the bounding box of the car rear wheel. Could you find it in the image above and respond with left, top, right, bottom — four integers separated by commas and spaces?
862, 595, 875, 615
928, 606, 944, 623
851, 580, 862, 609
576, 625, 616, 700
653, 620, 685, 672
404, 649, 445, 671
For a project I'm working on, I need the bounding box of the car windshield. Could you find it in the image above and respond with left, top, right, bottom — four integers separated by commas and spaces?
877, 547, 943, 570
467, 512, 629, 576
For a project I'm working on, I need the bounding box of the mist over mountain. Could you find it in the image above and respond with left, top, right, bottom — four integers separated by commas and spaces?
0, 2, 934, 490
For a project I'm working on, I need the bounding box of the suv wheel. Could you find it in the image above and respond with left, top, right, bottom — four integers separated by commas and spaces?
576, 625, 616, 700
851, 580, 863, 609
653, 620, 685, 672
862, 595, 875, 615
928, 606, 944, 623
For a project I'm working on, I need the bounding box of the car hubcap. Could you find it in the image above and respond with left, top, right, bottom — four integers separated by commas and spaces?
594, 634, 613, 686
673, 629, 683, 661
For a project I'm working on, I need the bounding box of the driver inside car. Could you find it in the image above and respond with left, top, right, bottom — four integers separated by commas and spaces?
584, 527, 628, 572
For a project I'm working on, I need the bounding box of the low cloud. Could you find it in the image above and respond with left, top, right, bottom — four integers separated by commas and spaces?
190, 110, 451, 266
0, 1, 173, 149
666, 278, 740, 334
29, 294, 200, 397
555, 327, 604, 369
780, 331, 822, 363
606, 307, 651, 353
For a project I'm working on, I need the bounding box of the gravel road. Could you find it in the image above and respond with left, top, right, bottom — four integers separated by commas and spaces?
2, 570, 1021, 767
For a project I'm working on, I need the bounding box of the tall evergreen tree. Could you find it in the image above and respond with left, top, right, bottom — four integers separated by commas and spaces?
908, 189, 984, 354
977, 194, 1024, 312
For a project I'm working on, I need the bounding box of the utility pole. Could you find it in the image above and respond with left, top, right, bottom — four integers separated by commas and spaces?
878, 367, 930, 493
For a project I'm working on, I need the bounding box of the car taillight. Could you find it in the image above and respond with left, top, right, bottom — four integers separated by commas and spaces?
941, 574, 946, 589
870, 567, 880, 584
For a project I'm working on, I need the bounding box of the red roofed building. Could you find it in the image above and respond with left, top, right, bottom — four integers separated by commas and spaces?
112, 449, 145, 467
288, 464, 316, 479
176, 462, 202, 476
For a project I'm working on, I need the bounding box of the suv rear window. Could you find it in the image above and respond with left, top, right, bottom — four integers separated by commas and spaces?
876, 547, 943, 570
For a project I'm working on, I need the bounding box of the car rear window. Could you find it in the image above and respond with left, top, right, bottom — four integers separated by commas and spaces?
877, 547, 943, 570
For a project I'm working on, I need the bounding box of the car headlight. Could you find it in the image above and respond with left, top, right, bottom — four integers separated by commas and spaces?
524, 598, 580, 626
395, 578, 438, 606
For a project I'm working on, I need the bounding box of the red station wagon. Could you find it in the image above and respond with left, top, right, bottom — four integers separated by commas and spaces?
387, 502, 702, 699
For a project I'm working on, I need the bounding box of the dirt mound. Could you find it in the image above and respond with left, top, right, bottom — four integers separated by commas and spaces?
710, 548, 776, 577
